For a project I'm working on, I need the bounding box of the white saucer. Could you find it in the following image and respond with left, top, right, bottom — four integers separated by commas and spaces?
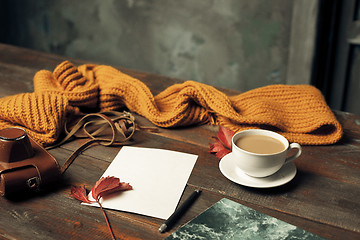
219, 152, 297, 188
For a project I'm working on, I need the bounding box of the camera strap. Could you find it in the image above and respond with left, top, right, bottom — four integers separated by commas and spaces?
46, 111, 136, 174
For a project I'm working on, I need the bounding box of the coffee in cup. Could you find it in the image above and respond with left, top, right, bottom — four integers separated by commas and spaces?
232, 129, 301, 178
235, 134, 285, 154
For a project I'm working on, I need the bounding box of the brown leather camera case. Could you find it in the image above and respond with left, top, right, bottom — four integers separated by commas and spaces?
0, 127, 61, 196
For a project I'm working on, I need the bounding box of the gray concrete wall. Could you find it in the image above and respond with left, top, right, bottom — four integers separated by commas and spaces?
2, 0, 294, 92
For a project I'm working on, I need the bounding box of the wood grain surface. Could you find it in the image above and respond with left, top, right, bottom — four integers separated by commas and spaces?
0, 43, 359, 240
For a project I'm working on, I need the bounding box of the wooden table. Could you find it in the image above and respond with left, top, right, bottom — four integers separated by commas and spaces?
0, 43, 359, 240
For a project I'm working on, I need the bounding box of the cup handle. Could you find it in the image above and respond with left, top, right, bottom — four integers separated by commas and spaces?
285, 143, 302, 163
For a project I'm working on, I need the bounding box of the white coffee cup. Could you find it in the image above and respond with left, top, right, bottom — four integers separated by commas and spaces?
232, 129, 302, 178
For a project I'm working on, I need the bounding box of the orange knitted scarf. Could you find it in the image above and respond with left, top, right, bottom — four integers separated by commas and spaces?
0, 61, 342, 146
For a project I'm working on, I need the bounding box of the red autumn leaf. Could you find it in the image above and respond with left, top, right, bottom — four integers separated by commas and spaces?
216, 146, 232, 159
209, 141, 225, 153
217, 125, 234, 149
71, 177, 132, 240
92, 176, 133, 201
71, 185, 93, 204
209, 126, 234, 160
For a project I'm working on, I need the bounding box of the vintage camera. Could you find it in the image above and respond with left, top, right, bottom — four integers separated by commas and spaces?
0, 127, 61, 197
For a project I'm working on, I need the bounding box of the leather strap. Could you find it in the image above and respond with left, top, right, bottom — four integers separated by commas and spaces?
46, 111, 136, 174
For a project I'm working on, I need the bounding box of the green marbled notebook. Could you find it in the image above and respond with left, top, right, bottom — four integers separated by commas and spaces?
166, 198, 324, 240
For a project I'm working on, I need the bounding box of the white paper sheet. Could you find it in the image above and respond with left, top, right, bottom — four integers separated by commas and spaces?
84, 146, 198, 220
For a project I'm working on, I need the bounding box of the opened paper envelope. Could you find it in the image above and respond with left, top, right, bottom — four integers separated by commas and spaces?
83, 146, 198, 220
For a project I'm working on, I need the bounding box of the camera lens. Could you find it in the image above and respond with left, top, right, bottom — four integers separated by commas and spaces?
0, 127, 26, 141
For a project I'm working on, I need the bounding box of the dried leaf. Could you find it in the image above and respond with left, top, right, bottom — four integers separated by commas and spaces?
217, 125, 234, 149
71, 177, 132, 240
92, 176, 133, 201
209, 141, 225, 153
209, 126, 234, 160
71, 185, 93, 204
216, 145, 232, 159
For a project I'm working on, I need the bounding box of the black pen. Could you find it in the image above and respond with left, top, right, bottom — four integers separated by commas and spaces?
159, 189, 201, 233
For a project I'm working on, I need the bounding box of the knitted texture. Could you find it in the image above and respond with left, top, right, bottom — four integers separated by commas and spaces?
0, 61, 342, 146
0, 92, 76, 145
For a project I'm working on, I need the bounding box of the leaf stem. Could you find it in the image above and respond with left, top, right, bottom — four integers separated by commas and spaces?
97, 199, 116, 240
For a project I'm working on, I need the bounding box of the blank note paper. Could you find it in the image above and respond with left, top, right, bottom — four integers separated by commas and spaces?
85, 146, 198, 220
